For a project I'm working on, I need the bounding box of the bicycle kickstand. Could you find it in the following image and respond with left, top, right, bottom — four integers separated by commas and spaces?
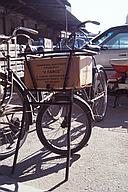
11, 103, 26, 174
65, 93, 73, 181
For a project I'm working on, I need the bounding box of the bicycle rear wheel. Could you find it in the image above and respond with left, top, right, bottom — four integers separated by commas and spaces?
91, 66, 107, 122
36, 96, 92, 156
0, 72, 29, 159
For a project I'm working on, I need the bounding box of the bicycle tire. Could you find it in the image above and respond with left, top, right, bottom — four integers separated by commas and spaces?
36, 95, 92, 156
0, 72, 29, 159
91, 66, 107, 122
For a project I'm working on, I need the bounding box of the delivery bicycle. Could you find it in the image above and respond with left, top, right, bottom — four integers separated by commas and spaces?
0, 27, 96, 161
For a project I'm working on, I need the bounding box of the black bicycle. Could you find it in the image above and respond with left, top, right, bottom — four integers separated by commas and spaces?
0, 27, 95, 159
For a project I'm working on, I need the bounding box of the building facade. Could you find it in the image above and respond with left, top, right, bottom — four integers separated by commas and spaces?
0, 0, 80, 45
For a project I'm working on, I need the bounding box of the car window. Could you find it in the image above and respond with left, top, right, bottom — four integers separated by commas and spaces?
94, 31, 114, 45
103, 32, 128, 49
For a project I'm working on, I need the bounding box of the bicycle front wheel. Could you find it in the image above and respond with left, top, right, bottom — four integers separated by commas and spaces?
36, 96, 92, 156
0, 72, 29, 159
92, 66, 107, 122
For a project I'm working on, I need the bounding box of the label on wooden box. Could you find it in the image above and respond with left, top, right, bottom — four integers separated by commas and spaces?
24, 55, 92, 90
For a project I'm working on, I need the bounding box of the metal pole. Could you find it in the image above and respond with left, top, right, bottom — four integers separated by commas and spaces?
65, 6, 68, 40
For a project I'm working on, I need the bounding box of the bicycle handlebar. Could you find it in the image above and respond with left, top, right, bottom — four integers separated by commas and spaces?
77, 20, 100, 29
0, 27, 38, 45
82, 20, 100, 26
12, 27, 38, 36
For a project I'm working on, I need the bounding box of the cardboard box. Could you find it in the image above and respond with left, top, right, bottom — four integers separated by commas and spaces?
24, 55, 92, 90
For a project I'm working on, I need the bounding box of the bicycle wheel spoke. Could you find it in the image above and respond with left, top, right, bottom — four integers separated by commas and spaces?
36, 97, 92, 155
0, 72, 29, 159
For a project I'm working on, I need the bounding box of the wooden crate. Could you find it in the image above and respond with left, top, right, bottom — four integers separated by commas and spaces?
24, 55, 92, 90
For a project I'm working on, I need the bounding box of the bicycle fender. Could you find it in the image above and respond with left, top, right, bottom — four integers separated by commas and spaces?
14, 77, 33, 125
74, 94, 95, 121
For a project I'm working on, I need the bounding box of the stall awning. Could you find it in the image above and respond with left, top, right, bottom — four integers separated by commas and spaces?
0, 0, 81, 31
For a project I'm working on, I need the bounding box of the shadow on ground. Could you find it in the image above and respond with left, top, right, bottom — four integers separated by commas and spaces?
0, 147, 80, 190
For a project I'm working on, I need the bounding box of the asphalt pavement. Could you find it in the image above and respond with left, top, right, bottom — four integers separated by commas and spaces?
0, 95, 128, 192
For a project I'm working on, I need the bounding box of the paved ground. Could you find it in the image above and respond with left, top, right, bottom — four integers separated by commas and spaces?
0, 95, 128, 192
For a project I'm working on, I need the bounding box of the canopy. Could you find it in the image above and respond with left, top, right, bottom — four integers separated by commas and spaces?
0, 0, 81, 31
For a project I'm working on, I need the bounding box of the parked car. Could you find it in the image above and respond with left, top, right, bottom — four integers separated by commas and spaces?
90, 24, 128, 79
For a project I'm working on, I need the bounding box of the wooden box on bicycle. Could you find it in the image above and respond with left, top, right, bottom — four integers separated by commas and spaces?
24, 55, 92, 90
